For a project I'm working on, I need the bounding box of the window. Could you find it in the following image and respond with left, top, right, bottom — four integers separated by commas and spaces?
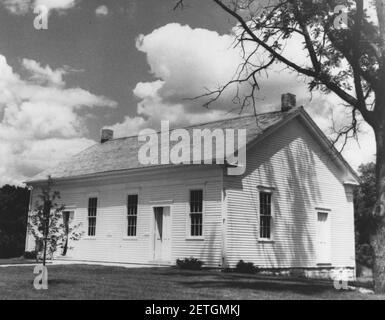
127, 194, 138, 237
88, 198, 97, 236
259, 192, 272, 239
189, 190, 203, 237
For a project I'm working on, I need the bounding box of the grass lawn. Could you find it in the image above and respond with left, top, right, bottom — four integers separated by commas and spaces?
0, 258, 36, 265
0, 264, 384, 300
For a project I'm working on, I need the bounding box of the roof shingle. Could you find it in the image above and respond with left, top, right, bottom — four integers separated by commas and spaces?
28, 108, 299, 182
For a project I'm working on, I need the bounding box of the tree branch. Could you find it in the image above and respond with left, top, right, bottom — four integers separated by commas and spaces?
212, 0, 376, 125
290, 0, 322, 74
325, 19, 379, 87
352, 0, 366, 106
212, 0, 317, 77
375, 0, 385, 52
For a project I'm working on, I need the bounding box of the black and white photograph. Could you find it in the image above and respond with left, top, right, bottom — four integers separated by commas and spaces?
0, 0, 384, 306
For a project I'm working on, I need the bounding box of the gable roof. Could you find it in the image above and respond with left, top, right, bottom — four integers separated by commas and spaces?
26, 107, 359, 184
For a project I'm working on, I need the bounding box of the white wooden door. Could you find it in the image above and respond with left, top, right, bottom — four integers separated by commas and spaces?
316, 212, 331, 264
161, 207, 171, 261
153, 207, 172, 261
154, 207, 163, 260
62, 211, 74, 256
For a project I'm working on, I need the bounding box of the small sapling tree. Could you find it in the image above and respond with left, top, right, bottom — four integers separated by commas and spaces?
28, 177, 82, 265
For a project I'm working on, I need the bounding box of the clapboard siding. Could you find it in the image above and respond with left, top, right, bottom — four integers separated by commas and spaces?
225, 118, 355, 269
27, 166, 223, 267
25, 113, 356, 271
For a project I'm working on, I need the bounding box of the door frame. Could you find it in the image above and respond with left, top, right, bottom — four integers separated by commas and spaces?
150, 204, 173, 262
60, 206, 76, 258
315, 208, 332, 265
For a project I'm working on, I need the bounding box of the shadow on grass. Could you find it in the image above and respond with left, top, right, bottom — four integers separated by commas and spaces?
155, 270, 211, 277
157, 268, 332, 283
153, 269, 334, 296
179, 278, 333, 296
155, 268, 336, 296
29, 279, 78, 286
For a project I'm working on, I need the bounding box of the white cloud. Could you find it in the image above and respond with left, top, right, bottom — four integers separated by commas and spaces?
0, 0, 79, 14
304, 94, 376, 169
109, 23, 376, 170
108, 79, 230, 137
22, 58, 67, 87
0, 54, 117, 186
108, 24, 249, 136
108, 23, 306, 135
340, 125, 376, 169
1, 0, 30, 15
95, 5, 108, 17
135, 24, 241, 100
34, 0, 77, 12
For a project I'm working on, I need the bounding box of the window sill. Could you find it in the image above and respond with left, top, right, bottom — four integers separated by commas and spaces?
123, 236, 138, 241
258, 239, 274, 243
186, 237, 205, 241
84, 236, 97, 240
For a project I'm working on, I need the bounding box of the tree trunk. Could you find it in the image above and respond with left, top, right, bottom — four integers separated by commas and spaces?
371, 120, 385, 293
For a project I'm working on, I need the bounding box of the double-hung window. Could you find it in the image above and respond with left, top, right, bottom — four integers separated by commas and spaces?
127, 194, 138, 237
189, 190, 203, 237
88, 198, 97, 236
259, 191, 272, 240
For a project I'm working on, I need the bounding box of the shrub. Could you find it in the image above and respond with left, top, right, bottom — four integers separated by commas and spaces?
23, 251, 37, 260
176, 257, 204, 270
235, 260, 258, 274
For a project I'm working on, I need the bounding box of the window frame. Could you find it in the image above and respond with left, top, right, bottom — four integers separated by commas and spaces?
87, 197, 98, 237
62, 207, 76, 256
258, 187, 275, 242
126, 194, 139, 238
186, 185, 205, 240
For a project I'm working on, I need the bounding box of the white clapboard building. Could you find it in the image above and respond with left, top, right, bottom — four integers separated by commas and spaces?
25, 94, 358, 278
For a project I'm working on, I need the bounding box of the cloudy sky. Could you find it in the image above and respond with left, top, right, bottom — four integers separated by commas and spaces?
0, 0, 376, 186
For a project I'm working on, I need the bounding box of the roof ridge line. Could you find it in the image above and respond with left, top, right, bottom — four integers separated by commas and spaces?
105, 110, 284, 142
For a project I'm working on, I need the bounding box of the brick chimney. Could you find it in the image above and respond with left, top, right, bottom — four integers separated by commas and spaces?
281, 93, 296, 112
101, 129, 113, 143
